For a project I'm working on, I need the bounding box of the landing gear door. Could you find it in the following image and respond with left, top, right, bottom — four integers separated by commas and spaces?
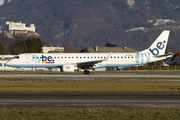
25, 54, 30, 63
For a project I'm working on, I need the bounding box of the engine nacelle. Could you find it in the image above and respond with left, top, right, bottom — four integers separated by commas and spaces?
62, 65, 75, 72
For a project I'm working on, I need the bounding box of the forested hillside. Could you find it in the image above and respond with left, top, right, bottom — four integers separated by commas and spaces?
0, 0, 180, 51
0, 34, 43, 55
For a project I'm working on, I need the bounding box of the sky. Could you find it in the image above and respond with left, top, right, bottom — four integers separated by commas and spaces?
0, 0, 3, 5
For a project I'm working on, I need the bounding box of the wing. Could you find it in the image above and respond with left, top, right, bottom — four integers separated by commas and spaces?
76, 53, 111, 69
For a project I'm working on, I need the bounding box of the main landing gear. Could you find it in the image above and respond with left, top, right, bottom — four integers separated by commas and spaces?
83, 69, 90, 74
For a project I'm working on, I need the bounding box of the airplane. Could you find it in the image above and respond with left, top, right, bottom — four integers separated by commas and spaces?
5, 30, 172, 74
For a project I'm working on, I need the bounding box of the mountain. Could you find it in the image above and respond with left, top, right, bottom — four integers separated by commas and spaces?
0, 0, 180, 51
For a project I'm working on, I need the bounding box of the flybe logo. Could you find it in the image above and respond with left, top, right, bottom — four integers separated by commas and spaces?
136, 52, 150, 64
149, 41, 166, 56
32, 55, 54, 64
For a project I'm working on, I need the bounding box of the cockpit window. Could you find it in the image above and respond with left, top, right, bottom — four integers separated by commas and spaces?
14, 56, 19, 59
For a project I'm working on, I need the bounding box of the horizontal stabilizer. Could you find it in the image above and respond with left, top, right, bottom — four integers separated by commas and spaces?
152, 54, 173, 58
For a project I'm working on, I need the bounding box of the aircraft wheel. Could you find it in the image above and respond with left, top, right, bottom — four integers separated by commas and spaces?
83, 70, 90, 74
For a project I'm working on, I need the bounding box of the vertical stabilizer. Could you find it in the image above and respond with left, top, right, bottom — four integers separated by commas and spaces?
141, 30, 170, 56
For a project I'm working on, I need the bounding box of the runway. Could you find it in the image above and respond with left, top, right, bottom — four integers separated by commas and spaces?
1, 93, 180, 108
1, 74, 180, 108
1, 73, 180, 78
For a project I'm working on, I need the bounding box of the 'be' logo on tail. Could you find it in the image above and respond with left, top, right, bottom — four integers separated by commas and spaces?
149, 41, 166, 56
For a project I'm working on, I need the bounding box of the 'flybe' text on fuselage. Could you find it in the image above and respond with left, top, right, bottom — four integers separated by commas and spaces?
32, 55, 54, 64
135, 52, 150, 64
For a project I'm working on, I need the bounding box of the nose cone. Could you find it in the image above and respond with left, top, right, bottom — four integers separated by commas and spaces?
5, 61, 10, 66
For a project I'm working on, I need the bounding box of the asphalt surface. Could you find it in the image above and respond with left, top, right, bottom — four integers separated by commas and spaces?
1, 93, 180, 107
1, 73, 180, 78
1, 73, 180, 107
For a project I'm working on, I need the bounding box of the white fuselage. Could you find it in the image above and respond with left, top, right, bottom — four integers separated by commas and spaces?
5, 52, 167, 69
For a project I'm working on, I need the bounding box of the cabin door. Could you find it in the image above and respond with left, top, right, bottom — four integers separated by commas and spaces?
25, 54, 30, 63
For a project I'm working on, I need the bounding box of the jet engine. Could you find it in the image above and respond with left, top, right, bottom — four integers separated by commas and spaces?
62, 65, 75, 72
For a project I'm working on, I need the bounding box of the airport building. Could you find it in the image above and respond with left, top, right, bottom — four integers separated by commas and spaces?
42, 46, 64, 53
80, 46, 136, 53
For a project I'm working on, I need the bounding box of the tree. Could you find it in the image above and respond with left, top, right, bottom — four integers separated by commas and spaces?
0, 40, 4, 54
172, 46, 179, 54
7, 42, 17, 55
62, 42, 80, 53
104, 41, 117, 47
6, 37, 43, 54
25, 37, 43, 53
16, 39, 28, 53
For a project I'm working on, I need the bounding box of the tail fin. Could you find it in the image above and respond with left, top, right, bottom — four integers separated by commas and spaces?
141, 30, 170, 56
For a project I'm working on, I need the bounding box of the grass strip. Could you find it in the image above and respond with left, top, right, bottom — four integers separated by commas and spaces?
0, 107, 180, 120
0, 77, 180, 92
